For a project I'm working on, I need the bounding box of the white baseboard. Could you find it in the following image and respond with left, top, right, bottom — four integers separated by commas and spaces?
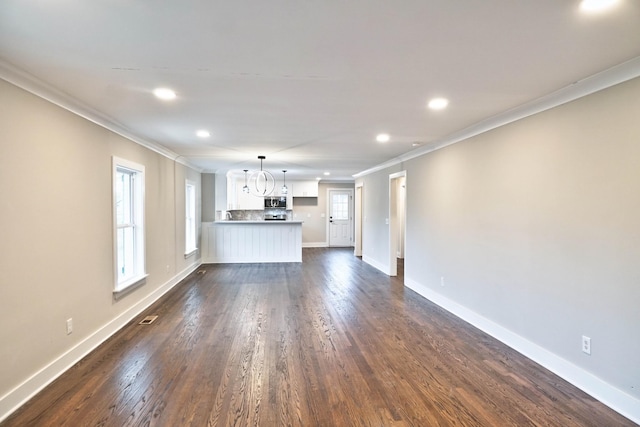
0, 261, 201, 423
206, 256, 301, 263
404, 275, 640, 425
362, 255, 390, 275
302, 242, 327, 248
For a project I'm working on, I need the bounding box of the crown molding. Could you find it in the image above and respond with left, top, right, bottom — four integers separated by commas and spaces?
0, 60, 203, 172
354, 55, 640, 179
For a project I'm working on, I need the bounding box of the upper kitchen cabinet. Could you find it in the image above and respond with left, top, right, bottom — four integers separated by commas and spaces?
237, 187, 264, 210
292, 180, 318, 197
226, 172, 316, 208
227, 173, 264, 210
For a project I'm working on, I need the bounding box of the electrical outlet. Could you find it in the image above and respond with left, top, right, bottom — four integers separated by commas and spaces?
582, 335, 591, 355
440, 276, 445, 287
66, 318, 73, 335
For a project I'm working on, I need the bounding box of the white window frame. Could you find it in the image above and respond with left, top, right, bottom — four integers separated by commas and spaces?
113, 157, 147, 294
184, 179, 198, 258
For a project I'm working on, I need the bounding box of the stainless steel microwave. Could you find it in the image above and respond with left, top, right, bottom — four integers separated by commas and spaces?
264, 196, 287, 208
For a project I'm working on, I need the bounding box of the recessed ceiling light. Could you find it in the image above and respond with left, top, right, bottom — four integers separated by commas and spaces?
580, 0, 619, 12
153, 87, 176, 100
196, 130, 210, 138
428, 97, 449, 110
324, 172, 330, 176
376, 133, 390, 143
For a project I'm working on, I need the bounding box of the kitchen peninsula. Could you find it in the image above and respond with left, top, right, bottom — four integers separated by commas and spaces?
199, 173, 318, 263
201, 220, 303, 263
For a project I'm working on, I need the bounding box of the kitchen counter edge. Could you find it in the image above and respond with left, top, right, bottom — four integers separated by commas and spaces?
213, 220, 304, 224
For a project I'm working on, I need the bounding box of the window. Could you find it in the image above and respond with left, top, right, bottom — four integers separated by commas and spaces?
185, 180, 197, 257
331, 193, 349, 220
113, 157, 146, 292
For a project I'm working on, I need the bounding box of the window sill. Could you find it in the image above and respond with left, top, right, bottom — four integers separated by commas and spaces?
184, 248, 198, 259
113, 274, 148, 300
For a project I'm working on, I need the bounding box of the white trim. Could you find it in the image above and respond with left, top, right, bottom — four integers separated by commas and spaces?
354, 56, 640, 179
0, 262, 201, 423
388, 171, 406, 180
184, 248, 198, 259
0, 60, 202, 172
185, 179, 197, 255
112, 274, 148, 299
362, 255, 390, 276
206, 257, 301, 264
302, 242, 328, 248
354, 183, 364, 257
404, 275, 640, 425
388, 171, 407, 277
113, 157, 146, 293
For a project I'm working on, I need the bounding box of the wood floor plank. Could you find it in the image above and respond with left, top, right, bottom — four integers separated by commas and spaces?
2, 248, 636, 426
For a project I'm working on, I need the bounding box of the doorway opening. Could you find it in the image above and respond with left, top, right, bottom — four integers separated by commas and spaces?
354, 184, 363, 256
389, 171, 406, 277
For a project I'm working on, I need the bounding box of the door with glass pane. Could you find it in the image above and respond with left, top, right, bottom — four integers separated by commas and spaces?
328, 189, 353, 247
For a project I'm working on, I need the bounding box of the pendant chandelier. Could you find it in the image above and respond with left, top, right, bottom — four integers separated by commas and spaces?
248, 155, 275, 196
281, 170, 288, 195
242, 169, 250, 194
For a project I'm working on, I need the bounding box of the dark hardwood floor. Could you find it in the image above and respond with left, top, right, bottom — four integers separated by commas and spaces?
3, 248, 634, 426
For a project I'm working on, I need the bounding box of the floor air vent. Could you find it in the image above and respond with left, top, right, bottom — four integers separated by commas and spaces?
139, 315, 158, 325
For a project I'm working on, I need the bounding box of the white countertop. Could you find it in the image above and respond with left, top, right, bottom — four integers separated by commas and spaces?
213, 220, 304, 224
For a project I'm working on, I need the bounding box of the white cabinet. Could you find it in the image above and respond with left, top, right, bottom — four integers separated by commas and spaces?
237, 187, 264, 210
226, 176, 237, 210
292, 180, 318, 197
227, 175, 314, 208
227, 176, 264, 210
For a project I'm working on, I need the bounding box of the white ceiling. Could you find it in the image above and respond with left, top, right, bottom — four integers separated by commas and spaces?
1, 1, 639, 181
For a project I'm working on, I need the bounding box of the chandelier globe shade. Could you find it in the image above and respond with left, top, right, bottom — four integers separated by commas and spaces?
281, 170, 288, 195
248, 156, 275, 196
242, 170, 250, 194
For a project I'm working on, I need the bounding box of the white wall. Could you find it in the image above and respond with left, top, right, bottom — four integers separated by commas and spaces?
357, 164, 402, 273
0, 79, 201, 420
357, 76, 640, 421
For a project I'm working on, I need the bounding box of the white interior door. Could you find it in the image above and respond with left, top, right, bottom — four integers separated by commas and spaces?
328, 189, 353, 247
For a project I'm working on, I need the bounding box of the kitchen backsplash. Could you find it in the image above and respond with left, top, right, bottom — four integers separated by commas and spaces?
226, 209, 293, 221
